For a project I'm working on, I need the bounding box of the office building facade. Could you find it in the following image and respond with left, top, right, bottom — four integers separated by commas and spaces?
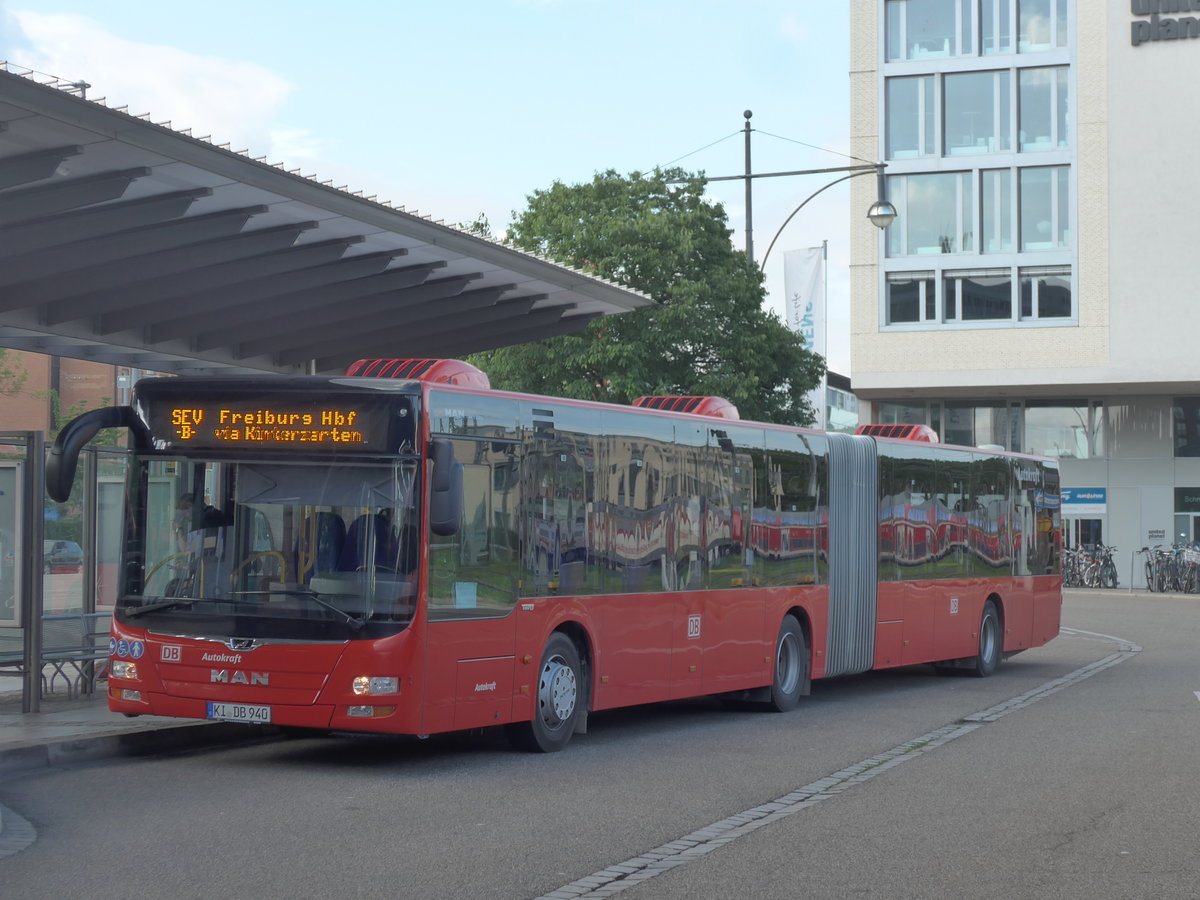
849, 0, 1200, 580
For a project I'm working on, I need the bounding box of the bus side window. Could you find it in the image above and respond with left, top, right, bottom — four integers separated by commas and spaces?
428, 439, 517, 620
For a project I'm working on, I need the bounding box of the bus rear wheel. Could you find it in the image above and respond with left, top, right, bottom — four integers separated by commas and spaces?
969, 600, 1001, 678
507, 632, 582, 753
766, 615, 807, 712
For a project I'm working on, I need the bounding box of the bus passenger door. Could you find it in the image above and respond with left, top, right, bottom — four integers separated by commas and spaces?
423, 438, 520, 734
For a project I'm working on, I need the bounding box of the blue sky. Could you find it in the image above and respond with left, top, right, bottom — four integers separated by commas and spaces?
0, 1, 862, 371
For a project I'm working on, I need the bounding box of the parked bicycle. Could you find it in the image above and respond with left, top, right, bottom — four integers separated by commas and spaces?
1138, 544, 1200, 593
1064, 544, 1119, 588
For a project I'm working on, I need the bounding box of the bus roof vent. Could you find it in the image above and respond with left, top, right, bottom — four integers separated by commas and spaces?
855, 423, 940, 443
631, 396, 740, 420
345, 358, 491, 389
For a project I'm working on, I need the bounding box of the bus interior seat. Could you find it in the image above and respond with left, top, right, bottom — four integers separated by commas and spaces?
301, 511, 346, 580
339, 513, 397, 573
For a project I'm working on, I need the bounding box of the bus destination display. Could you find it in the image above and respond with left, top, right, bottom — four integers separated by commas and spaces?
147, 398, 401, 452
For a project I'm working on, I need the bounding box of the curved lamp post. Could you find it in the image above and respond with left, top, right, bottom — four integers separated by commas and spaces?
761, 165, 896, 269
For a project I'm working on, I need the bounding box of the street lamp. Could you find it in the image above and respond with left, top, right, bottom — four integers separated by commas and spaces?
759, 167, 895, 269
702, 112, 897, 267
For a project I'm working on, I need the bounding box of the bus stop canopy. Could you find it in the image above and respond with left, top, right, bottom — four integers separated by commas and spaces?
0, 66, 651, 376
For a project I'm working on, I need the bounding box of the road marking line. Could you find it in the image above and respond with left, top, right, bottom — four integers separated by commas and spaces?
536, 628, 1141, 900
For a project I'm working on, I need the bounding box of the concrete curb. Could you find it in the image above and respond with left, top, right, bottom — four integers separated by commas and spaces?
0, 721, 276, 782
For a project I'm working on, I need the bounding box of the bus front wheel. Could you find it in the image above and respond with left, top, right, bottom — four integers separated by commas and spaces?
767, 615, 807, 712
507, 632, 582, 753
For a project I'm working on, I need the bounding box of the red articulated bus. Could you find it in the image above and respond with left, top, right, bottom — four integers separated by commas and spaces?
47, 360, 1062, 752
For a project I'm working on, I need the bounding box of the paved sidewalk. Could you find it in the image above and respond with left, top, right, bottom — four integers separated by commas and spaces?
0, 685, 262, 781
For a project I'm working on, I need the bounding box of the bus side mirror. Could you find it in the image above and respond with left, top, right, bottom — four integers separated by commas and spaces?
428, 438, 463, 537
46, 407, 148, 502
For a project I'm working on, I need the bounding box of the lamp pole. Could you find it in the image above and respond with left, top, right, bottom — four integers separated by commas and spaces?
743, 110, 754, 260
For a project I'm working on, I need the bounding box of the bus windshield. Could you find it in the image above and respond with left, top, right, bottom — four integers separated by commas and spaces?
122, 456, 420, 640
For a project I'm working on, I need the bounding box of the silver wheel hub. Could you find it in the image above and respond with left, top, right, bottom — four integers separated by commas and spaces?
776, 632, 800, 694
539, 656, 577, 728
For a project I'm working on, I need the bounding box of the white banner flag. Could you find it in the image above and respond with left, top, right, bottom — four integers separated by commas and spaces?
783, 245, 827, 425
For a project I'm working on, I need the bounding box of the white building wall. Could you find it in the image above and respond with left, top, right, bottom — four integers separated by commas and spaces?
850, 0, 1200, 396
1105, 4, 1200, 387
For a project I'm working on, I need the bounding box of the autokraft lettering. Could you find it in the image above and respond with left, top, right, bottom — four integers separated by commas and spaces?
201, 652, 244, 663
1131, 1, 1200, 46
211, 669, 269, 686
474, 681, 497, 692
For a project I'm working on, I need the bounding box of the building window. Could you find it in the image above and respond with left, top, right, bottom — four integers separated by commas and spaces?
1018, 67, 1069, 151
886, 273, 936, 324
981, 169, 1013, 252
1019, 266, 1072, 319
886, 76, 936, 158
981, 0, 1013, 54
1173, 398, 1200, 457
886, 0, 973, 61
1019, 166, 1069, 250
944, 270, 1013, 321
1018, 0, 1069, 52
1023, 401, 1103, 458
888, 172, 974, 256
944, 70, 1011, 155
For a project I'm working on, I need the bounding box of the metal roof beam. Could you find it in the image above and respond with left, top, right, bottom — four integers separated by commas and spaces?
146, 250, 416, 344
0, 144, 83, 190
22, 221, 319, 313
233, 276, 498, 358
261, 282, 508, 363
92, 236, 365, 333
0, 188, 211, 259
187, 261, 446, 348
324, 305, 570, 367
0, 205, 269, 286
0, 167, 151, 225
42, 231, 355, 326
390, 296, 554, 345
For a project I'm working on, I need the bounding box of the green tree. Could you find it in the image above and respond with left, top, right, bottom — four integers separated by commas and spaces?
0, 348, 28, 396
469, 168, 824, 425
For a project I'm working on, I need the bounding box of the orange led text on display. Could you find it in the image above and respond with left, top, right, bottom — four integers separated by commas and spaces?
167, 406, 366, 445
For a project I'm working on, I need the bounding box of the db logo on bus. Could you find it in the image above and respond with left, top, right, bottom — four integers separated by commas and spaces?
687, 615, 702, 640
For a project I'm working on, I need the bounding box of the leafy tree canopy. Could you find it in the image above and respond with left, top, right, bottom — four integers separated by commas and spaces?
467, 168, 824, 426
0, 348, 28, 397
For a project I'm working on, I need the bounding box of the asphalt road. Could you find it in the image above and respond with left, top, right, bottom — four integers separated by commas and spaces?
1, 590, 1197, 899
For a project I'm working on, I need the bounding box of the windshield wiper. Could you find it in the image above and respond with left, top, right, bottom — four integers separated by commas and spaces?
125, 598, 196, 617
230, 588, 366, 631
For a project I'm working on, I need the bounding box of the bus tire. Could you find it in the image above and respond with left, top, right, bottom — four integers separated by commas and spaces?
969, 600, 1001, 678
767, 615, 807, 712
506, 632, 582, 753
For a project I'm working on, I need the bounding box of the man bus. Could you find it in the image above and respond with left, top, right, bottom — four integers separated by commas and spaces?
47, 358, 1061, 752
